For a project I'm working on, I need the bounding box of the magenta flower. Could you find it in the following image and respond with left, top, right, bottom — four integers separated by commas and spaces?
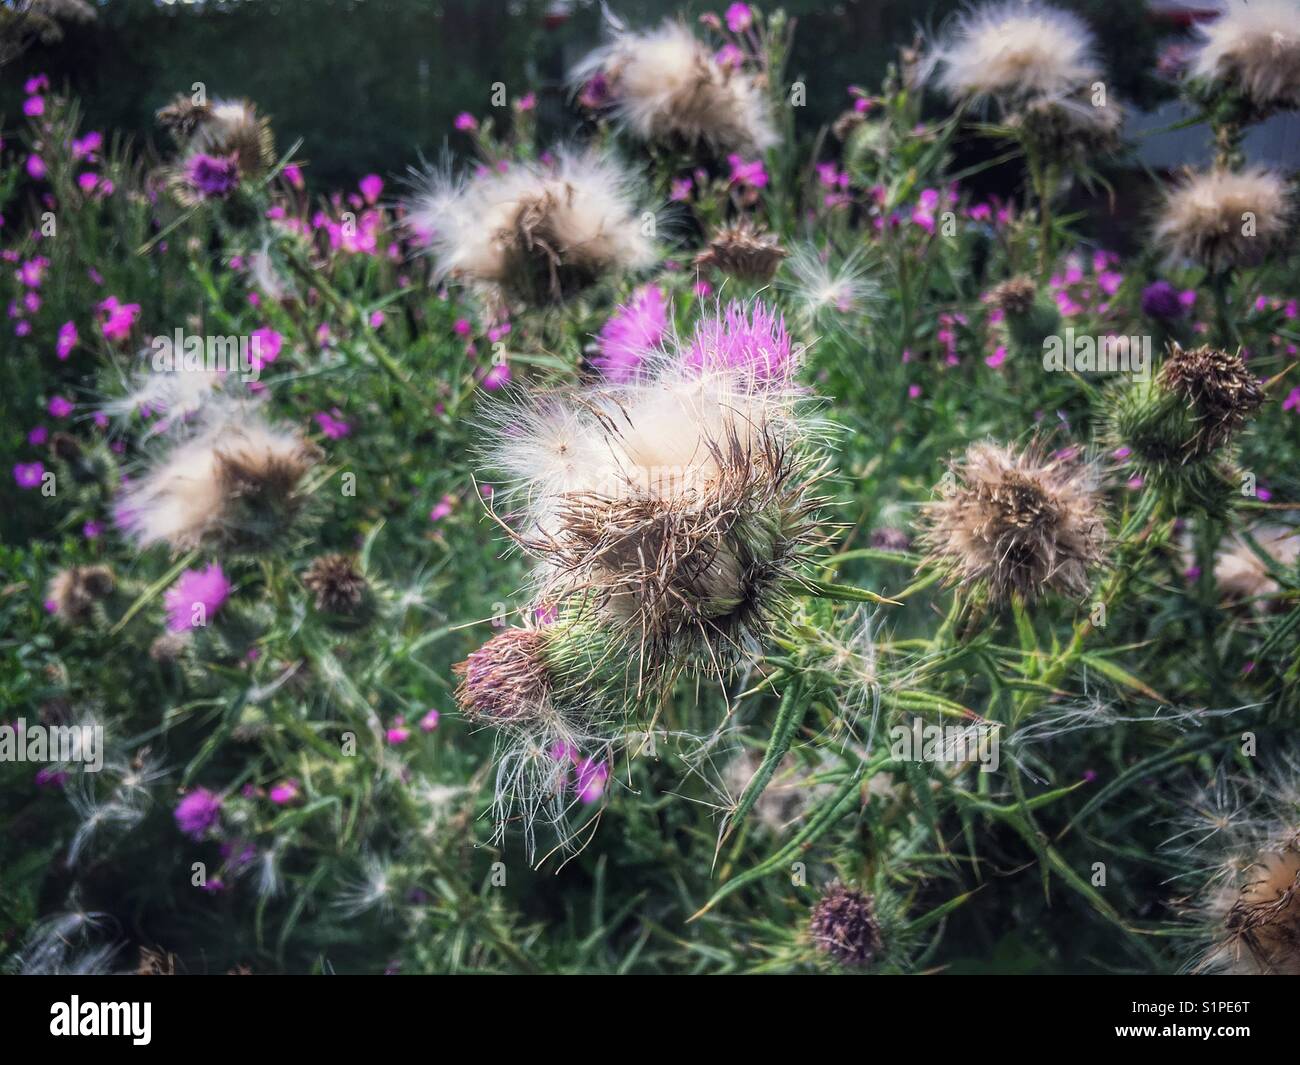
419, 709, 440, 732
453, 112, 478, 132
985, 346, 1008, 368
725, 2, 753, 32
48, 395, 72, 418
574, 758, 609, 804
54, 320, 77, 362
249, 327, 283, 370
283, 163, 304, 189
184, 152, 241, 199
482, 361, 511, 391
13, 462, 44, 489
164, 563, 232, 633
174, 788, 223, 840
97, 296, 140, 342
359, 174, 383, 203
28, 426, 48, 445
269, 780, 300, 805
429, 494, 455, 522
386, 720, 411, 745
685, 300, 793, 383
578, 72, 610, 110
18, 257, 48, 287
1282, 387, 1300, 413
24, 74, 49, 94
82, 521, 103, 540
516, 92, 537, 112
23, 95, 44, 117
669, 176, 693, 202
727, 154, 768, 191
594, 285, 668, 383
25, 155, 46, 181
72, 131, 103, 160
314, 409, 351, 439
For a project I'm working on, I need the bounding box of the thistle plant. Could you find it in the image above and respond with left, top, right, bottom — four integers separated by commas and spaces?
4, 2, 1300, 978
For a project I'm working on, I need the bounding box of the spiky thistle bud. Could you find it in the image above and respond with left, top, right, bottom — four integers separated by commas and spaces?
693, 220, 787, 283
1109, 344, 1263, 509
1158, 343, 1265, 455
454, 627, 552, 725
160, 97, 276, 209
809, 881, 883, 968
302, 554, 373, 625
986, 276, 1038, 317
45, 565, 115, 625
919, 441, 1106, 604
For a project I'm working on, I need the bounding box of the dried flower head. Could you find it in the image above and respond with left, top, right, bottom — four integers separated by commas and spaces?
572, 20, 778, 155
1191, 0, 1300, 114
809, 881, 883, 967
484, 340, 827, 677
407, 149, 656, 306
1212, 525, 1300, 608
1006, 90, 1124, 162
302, 554, 372, 618
1158, 343, 1265, 455
116, 409, 319, 553
1153, 166, 1292, 272
693, 219, 787, 283
45, 565, 114, 625
920, 441, 1106, 603
925, 1, 1102, 106
160, 96, 275, 206
1220, 839, 1300, 974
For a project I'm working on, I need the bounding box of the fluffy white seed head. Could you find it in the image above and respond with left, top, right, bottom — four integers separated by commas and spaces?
572, 20, 778, 154
1191, 0, 1300, 110
1153, 166, 1292, 271
406, 149, 656, 306
926, 1, 1102, 105
116, 407, 317, 552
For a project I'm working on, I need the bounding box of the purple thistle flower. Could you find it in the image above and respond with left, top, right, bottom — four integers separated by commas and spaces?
593, 285, 668, 383
685, 300, 794, 383
164, 563, 232, 633
174, 788, 223, 839
13, 461, 44, 489
1140, 280, 1184, 320
184, 152, 241, 199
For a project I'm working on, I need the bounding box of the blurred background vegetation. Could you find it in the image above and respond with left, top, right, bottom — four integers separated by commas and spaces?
4, 0, 1173, 191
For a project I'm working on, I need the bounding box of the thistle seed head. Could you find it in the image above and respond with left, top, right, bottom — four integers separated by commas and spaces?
571, 20, 778, 155
1158, 343, 1264, 456
1220, 837, 1300, 975
406, 149, 656, 307
693, 220, 788, 283
1153, 166, 1291, 272
46, 565, 115, 625
920, 441, 1106, 603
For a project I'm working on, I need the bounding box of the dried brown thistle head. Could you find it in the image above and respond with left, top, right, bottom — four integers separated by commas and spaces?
1158, 343, 1264, 457
920, 441, 1106, 603
693, 220, 787, 283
